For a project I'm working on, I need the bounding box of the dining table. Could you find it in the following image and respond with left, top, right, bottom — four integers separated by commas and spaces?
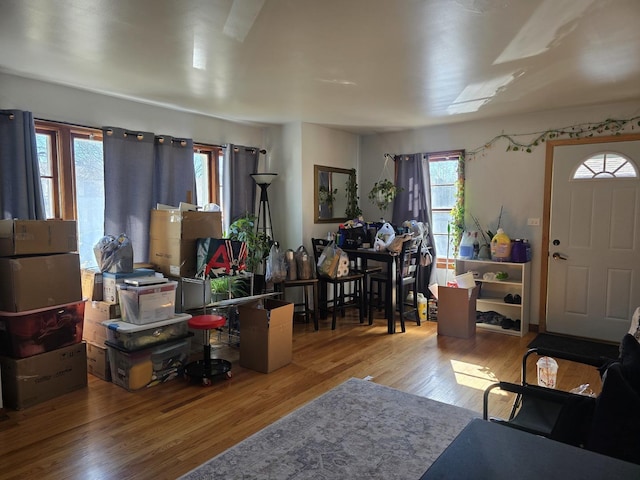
342, 247, 399, 334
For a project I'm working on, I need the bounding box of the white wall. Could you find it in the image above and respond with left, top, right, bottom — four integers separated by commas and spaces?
360, 100, 640, 326
0, 72, 264, 148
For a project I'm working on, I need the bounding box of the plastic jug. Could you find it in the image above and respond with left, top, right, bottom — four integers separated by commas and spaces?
417, 293, 427, 321
458, 231, 474, 259
491, 228, 512, 262
537, 356, 558, 388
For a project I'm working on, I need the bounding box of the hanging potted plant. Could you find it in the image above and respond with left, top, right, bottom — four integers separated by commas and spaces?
368, 179, 400, 212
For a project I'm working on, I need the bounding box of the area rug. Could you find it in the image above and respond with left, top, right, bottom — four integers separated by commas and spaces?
179, 378, 478, 480
528, 333, 620, 363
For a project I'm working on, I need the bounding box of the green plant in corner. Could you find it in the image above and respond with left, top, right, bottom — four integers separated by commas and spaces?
368, 179, 401, 212
225, 213, 272, 274
344, 169, 362, 218
448, 156, 465, 256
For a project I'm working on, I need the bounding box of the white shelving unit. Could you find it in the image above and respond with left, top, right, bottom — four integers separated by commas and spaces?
455, 259, 530, 337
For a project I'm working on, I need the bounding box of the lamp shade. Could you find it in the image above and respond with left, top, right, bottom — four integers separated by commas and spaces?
251, 173, 277, 185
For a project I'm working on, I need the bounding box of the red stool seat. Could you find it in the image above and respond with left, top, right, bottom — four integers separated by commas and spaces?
189, 314, 226, 330
184, 314, 232, 385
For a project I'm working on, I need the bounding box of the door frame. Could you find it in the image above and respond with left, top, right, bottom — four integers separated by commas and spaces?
539, 133, 640, 333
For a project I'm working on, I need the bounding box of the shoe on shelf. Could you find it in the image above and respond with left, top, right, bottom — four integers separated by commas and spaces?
513, 294, 521, 304
504, 294, 514, 304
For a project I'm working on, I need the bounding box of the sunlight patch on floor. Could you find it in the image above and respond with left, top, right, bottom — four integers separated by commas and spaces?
449, 359, 508, 395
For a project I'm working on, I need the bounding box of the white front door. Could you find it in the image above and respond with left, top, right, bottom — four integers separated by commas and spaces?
547, 140, 640, 342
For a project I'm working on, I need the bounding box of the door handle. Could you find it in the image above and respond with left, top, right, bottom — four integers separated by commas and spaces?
552, 252, 568, 261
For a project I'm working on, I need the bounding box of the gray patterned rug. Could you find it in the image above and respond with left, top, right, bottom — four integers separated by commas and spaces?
179, 378, 479, 479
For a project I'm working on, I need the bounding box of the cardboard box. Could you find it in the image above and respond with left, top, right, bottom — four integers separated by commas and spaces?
149, 210, 222, 277
0, 253, 82, 312
86, 341, 111, 381
0, 219, 77, 257
0, 342, 87, 410
238, 298, 294, 373
102, 268, 157, 304
83, 301, 120, 346
437, 286, 479, 339
81, 267, 103, 301
0, 300, 85, 358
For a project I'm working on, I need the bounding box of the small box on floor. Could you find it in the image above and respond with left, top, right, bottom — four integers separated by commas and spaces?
86, 341, 111, 381
238, 298, 294, 373
0, 253, 82, 312
106, 336, 191, 391
0, 342, 87, 410
437, 286, 479, 339
0, 300, 85, 358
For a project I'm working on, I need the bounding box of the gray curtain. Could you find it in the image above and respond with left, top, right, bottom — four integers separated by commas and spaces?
103, 127, 155, 263
392, 153, 437, 286
223, 144, 259, 228
0, 110, 45, 219
154, 135, 196, 206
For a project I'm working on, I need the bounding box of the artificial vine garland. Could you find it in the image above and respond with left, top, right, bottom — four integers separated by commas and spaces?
466, 115, 640, 160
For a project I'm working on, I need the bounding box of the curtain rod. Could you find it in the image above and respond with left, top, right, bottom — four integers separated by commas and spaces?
35, 117, 267, 154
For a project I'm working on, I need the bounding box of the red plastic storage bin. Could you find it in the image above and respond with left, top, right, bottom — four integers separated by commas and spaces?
0, 300, 85, 358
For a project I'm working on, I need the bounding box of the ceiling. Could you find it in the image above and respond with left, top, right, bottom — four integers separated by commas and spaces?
1, 0, 639, 134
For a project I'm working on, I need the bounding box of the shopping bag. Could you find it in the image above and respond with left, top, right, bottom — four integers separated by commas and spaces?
266, 243, 287, 284
295, 245, 313, 280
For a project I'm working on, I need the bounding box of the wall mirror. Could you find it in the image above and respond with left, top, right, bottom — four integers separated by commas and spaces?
314, 165, 352, 223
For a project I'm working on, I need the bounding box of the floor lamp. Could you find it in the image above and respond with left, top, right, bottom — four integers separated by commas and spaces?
251, 173, 277, 291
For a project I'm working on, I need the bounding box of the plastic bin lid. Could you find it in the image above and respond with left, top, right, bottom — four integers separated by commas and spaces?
102, 313, 191, 332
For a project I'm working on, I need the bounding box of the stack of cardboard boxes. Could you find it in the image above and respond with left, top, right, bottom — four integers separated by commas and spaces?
0, 219, 87, 410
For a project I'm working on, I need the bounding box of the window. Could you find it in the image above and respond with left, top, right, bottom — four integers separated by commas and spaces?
193, 144, 223, 209
428, 151, 464, 265
35, 120, 223, 267
573, 152, 638, 179
36, 122, 103, 267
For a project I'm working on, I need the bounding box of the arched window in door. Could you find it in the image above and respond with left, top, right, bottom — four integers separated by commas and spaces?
572, 151, 638, 179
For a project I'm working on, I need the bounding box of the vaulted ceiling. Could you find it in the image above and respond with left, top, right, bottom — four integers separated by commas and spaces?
1, 0, 639, 133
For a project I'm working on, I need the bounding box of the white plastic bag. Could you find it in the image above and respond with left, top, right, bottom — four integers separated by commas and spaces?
266, 243, 287, 284
317, 241, 343, 278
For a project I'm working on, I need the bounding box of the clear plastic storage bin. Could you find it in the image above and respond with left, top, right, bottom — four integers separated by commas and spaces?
102, 313, 191, 350
117, 280, 178, 324
106, 336, 191, 391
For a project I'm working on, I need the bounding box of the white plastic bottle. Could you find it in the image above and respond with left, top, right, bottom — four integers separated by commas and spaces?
458, 231, 474, 259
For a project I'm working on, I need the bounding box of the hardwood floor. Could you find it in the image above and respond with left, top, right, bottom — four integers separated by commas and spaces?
0, 314, 603, 480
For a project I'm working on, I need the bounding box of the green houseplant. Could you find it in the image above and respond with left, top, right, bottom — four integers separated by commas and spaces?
210, 275, 248, 302
225, 213, 272, 274
368, 179, 401, 212
344, 168, 362, 219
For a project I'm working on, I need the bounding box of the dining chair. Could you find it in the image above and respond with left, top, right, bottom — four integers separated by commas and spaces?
310, 238, 365, 330
368, 239, 422, 333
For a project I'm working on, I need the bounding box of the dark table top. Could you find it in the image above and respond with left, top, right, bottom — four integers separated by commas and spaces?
420, 419, 640, 479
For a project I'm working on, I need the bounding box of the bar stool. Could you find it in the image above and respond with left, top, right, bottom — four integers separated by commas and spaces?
275, 278, 319, 330
183, 314, 232, 386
